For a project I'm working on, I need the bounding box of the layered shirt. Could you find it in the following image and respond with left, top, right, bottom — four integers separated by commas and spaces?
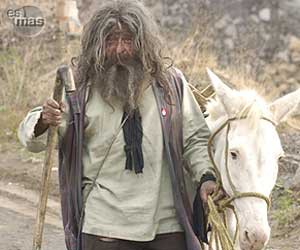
18, 68, 214, 241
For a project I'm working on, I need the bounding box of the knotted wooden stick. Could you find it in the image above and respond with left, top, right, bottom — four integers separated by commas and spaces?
32, 66, 75, 250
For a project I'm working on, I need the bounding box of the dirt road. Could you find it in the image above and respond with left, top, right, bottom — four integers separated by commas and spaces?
0, 144, 65, 250
0, 181, 65, 250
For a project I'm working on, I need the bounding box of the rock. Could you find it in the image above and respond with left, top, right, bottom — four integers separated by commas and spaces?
215, 15, 231, 30
289, 36, 300, 52
278, 62, 297, 73
261, 32, 271, 41
150, 2, 163, 20
251, 5, 257, 12
281, 0, 300, 10
294, 70, 300, 81
287, 102, 300, 130
291, 166, 300, 191
250, 14, 260, 23
289, 36, 300, 63
232, 18, 242, 25
224, 24, 237, 38
275, 50, 290, 62
278, 9, 285, 18
259, 8, 271, 22
289, 36, 300, 51
224, 38, 234, 50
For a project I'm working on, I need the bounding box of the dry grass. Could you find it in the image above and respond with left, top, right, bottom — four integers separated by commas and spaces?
271, 188, 300, 231
170, 29, 217, 89
0, 36, 72, 144
168, 27, 281, 105
0, 42, 60, 108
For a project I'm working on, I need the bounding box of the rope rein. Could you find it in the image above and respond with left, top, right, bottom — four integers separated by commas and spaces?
206, 116, 276, 250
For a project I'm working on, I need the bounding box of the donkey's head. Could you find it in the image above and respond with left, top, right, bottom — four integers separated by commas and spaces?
205, 68, 300, 250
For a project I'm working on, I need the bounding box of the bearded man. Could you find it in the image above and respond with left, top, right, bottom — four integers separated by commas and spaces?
18, 1, 219, 250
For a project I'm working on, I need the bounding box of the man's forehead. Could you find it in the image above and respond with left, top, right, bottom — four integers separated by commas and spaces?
109, 22, 132, 36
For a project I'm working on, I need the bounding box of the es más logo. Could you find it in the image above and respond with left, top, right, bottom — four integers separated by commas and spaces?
6, 6, 45, 37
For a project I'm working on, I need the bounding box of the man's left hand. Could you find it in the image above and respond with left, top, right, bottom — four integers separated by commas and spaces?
200, 180, 226, 203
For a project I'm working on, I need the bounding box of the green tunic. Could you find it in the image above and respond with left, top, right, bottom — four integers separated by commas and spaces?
18, 68, 214, 241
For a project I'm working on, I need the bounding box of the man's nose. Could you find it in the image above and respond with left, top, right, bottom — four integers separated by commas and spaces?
116, 39, 124, 54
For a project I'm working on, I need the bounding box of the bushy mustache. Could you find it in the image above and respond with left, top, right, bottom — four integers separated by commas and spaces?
94, 61, 145, 113
104, 51, 139, 69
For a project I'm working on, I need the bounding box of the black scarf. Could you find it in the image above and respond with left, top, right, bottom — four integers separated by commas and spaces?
122, 108, 144, 174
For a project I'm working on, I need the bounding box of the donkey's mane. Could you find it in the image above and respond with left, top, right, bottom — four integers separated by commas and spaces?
206, 89, 272, 129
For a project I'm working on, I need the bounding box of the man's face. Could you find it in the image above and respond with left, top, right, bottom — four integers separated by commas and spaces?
95, 21, 145, 112
105, 23, 136, 66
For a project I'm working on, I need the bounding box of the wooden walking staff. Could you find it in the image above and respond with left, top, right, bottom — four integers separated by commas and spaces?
32, 66, 76, 250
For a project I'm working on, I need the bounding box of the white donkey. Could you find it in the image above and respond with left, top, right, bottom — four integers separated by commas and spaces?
203, 69, 300, 250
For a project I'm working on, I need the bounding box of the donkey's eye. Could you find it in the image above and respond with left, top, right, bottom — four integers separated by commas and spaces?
230, 151, 238, 160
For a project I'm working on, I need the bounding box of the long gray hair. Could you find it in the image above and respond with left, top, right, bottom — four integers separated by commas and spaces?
72, 0, 172, 103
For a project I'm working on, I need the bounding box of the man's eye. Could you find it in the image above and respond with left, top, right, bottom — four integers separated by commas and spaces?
106, 40, 116, 46
123, 38, 132, 43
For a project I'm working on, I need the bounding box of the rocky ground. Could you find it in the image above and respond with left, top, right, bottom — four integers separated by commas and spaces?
0, 145, 64, 250
0, 187, 64, 250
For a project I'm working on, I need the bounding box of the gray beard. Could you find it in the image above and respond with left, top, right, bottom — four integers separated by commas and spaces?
93, 62, 145, 113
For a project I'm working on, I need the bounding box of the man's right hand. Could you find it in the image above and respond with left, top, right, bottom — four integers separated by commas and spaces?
34, 98, 65, 137
41, 98, 65, 126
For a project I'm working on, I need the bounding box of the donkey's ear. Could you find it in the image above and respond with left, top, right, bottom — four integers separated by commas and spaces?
269, 88, 300, 124
206, 68, 236, 115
